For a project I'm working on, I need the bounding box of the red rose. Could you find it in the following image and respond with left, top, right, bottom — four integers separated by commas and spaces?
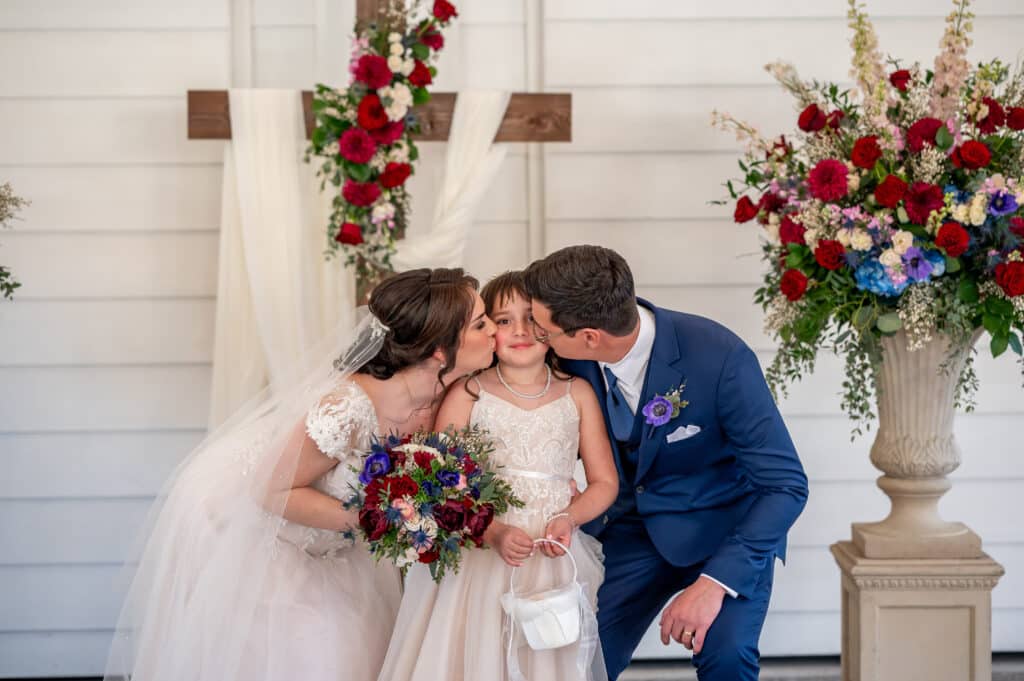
338, 128, 377, 164
408, 60, 432, 87
798, 104, 827, 133
826, 110, 845, 130
335, 222, 364, 246
379, 162, 412, 189
386, 474, 419, 501
733, 196, 758, 223
342, 180, 381, 207
466, 504, 495, 545
420, 29, 444, 51
957, 140, 992, 170
906, 117, 943, 153
357, 94, 388, 130
779, 269, 808, 302
758, 192, 785, 215
364, 477, 385, 506
779, 216, 806, 246
358, 508, 389, 541
368, 120, 405, 146
1007, 107, 1024, 131
994, 261, 1024, 297
814, 239, 846, 270
874, 174, 908, 208
851, 135, 883, 169
935, 222, 970, 257
462, 458, 479, 475
353, 54, 392, 90
418, 548, 440, 563
1010, 217, 1024, 238
433, 0, 458, 22
434, 499, 468, 533
977, 97, 1006, 134
807, 158, 849, 202
904, 182, 944, 225
889, 69, 912, 92
389, 450, 407, 467
413, 450, 434, 470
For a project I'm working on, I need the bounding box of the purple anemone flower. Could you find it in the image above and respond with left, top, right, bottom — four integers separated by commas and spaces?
902, 247, 934, 282
642, 396, 674, 427
988, 190, 1019, 217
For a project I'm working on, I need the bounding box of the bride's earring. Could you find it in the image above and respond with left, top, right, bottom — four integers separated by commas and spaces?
439, 362, 447, 369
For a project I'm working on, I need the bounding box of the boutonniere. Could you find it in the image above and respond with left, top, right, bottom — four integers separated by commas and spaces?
641, 383, 689, 427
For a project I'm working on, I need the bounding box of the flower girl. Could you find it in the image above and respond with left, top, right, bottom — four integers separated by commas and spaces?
376, 271, 618, 681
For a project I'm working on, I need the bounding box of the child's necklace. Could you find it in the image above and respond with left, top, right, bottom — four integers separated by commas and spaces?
496, 364, 552, 400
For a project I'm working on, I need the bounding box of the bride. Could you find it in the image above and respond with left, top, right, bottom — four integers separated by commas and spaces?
105, 268, 497, 681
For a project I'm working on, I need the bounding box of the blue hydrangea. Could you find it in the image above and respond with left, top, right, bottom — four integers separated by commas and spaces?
855, 259, 909, 297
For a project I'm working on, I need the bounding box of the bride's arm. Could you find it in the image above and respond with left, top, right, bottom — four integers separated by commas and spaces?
264, 421, 358, 532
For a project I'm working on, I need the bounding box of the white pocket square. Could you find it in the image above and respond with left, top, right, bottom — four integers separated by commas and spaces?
666, 424, 701, 443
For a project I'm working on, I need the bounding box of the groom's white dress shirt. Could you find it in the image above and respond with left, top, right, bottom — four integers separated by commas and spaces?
599, 305, 738, 599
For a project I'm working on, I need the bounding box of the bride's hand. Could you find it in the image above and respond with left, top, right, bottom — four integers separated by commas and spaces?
486, 522, 535, 567
541, 515, 573, 557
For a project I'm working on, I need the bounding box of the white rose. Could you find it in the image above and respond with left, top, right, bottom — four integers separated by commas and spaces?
389, 42, 404, 56
388, 32, 402, 43
896, 206, 910, 224
847, 172, 861, 192
951, 204, 970, 223
969, 194, 988, 226
399, 59, 415, 77
763, 221, 780, 244
891, 230, 914, 255
387, 55, 404, 72
386, 103, 408, 122
390, 83, 413, 106
836, 229, 852, 247
850, 229, 874, 252
879, 249, 901, 268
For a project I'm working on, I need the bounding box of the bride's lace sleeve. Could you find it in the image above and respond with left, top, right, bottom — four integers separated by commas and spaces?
305, 381, 376, 460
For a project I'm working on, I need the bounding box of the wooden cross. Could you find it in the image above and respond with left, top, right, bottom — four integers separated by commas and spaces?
187, 1, 571, 143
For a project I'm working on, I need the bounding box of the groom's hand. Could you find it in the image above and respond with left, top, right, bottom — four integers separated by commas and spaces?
658, 575, 726, 654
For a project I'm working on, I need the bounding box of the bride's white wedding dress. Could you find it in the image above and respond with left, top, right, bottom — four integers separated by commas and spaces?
106, 378, 401, 681
377, 379, 607, 681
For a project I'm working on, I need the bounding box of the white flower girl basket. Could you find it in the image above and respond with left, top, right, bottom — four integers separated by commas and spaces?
500, 538, 583, 651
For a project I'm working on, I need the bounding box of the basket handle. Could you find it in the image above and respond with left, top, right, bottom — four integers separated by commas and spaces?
507, 538, 578, 598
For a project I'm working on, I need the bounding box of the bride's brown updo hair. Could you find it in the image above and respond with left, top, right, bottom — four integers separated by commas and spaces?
358, 268, 480, 383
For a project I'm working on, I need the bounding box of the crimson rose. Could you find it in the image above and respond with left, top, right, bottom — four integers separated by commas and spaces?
466, 505, 495, 545
814, 239, 846, 270
994, 261, 1024, 297
386, 475, 419, 501
433, 0, 458, 21
807, 158, 848, 202
904, 182, 944, 224
851, 135, 882, 169
358, 94, 388, 130
342, 180, 381, 207
1010, 217, 1024, 238
826, 110, 844, 130
957, 141, 991, 170
734, 196, 758, 223
379, 162, 412, 189
408, 60, 432, 87
1008, 107, 1024, 131
976, 97, 1006, 134
369, 121, 404, 146
434, 499, 468, 533
359, 508, 389, 541
339, 128, 377, 164
779, 216, 806, 246
335, 222, 364, 246
874, 175, 908, 208
889, 69, 911, 91
780, 269, 808, 301
413, 450, 434, 470
421, 29, 444, 50
935, 222, 969, 258
906, 117, 942, 153
798, 104, 826, 132
353, 55, 392, 89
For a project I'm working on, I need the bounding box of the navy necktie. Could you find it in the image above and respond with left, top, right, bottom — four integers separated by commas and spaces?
603, 367, 635, 442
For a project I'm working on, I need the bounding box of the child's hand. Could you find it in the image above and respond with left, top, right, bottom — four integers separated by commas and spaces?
487, 522, 535, 567
541, 515, 574, 557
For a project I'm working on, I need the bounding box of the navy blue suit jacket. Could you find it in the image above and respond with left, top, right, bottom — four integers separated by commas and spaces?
562, 300, 808, 598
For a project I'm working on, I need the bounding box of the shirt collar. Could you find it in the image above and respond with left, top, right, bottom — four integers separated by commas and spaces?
600, 305, 656, 386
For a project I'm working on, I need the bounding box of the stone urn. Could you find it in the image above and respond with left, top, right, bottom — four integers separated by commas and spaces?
851, 328, 985, 559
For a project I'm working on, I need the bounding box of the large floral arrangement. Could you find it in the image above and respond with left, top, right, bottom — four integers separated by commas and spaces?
352, 428, 522, 582
306, 0, 458, 287
0, 182, 28, 300
713, 0, 1024, 436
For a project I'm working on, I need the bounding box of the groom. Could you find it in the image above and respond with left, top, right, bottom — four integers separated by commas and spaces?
523, 245, 808, 681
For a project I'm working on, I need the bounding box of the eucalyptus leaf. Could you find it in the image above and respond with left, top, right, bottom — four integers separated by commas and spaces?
876, 312, 902, 334
853, 306, 875, 329
935, 124, 955, 151
1008, 332, 1023, 356
944, 256, 961, 273
991, 333, 1009, 358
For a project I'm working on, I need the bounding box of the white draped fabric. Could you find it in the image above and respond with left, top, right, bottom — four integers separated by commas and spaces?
208, 89, 511, 428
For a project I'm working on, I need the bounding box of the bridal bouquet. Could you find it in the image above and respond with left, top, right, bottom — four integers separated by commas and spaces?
713, 0, 1024, 435
306, 0, 458, 288
352, 427, 522, 582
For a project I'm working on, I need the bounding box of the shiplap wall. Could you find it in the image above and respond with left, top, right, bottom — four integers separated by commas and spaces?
0, 0, 1021, 677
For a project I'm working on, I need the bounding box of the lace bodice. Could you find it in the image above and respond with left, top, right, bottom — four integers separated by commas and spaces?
278, 380, 379, 557
470, 386, 580, 531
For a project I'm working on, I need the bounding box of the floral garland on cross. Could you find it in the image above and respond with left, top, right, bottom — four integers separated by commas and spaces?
712, 0, 1024, 437
306, 0, 459, 289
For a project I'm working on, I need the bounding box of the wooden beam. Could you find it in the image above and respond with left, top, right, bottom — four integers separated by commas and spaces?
187, 90, 572, 142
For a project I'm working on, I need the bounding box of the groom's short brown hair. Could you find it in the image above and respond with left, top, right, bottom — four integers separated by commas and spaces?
523, 245, 638, 337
